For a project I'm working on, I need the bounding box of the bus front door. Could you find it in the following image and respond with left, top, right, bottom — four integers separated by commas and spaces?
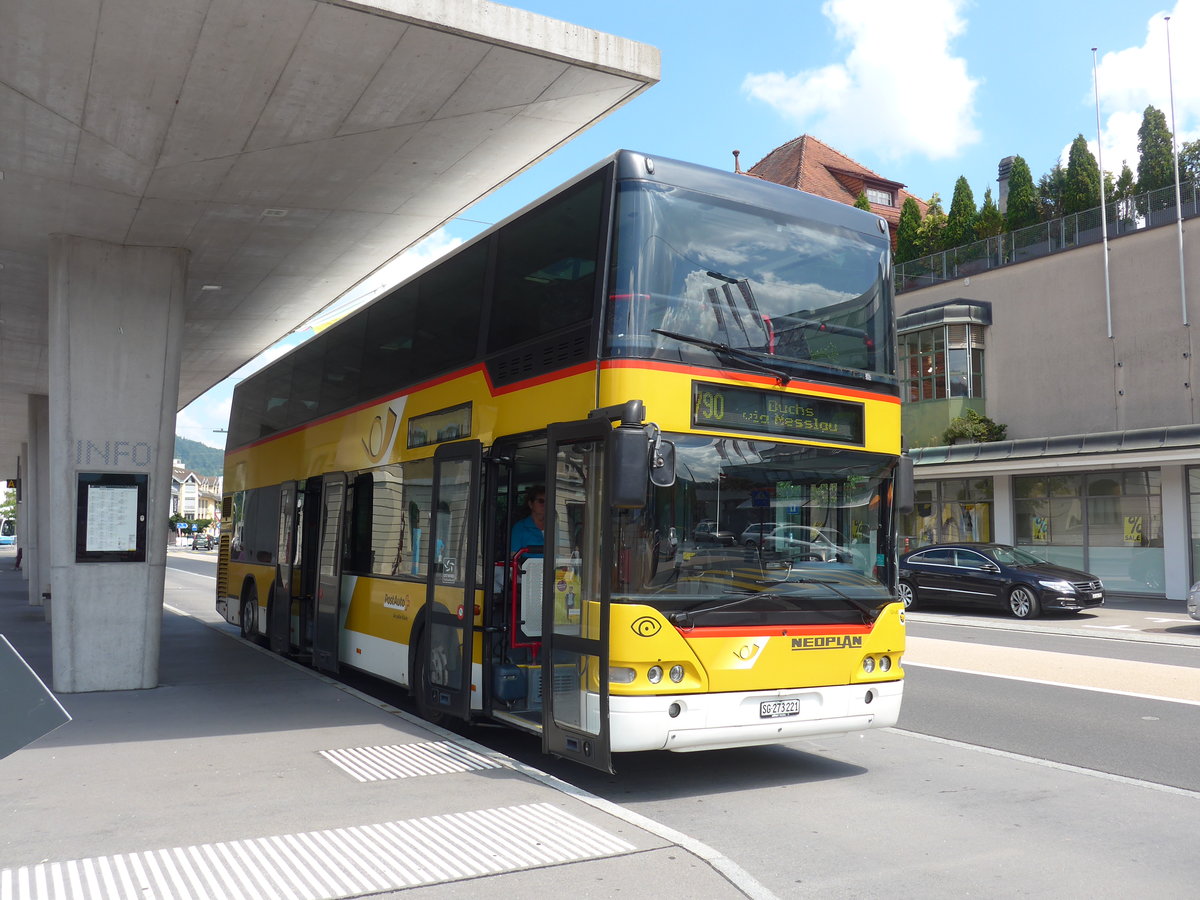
419, 440, 482, 722
269, 480, 298, 654
542, 420, 612, 773
313, 472, 347, 674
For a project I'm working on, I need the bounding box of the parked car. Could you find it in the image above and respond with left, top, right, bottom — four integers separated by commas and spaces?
1188, 581, 1200, 621
898, 542, 1104, 619
739, 523, 778, 548
191, 534, 213, 551
750, 524, 855, 563
693, 520, 736, 546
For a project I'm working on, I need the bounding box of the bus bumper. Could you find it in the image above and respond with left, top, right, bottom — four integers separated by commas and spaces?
608, 680, 903, 753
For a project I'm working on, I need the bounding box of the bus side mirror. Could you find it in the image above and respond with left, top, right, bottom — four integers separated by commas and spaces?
896, 455, 914, 515
610, 426, 648, 509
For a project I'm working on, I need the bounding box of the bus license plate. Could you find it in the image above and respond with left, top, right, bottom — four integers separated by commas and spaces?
760, 698, 801, 718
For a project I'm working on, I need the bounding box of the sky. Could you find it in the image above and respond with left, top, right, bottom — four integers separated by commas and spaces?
176, 0, 1200, 449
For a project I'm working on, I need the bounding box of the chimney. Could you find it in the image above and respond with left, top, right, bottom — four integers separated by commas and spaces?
733, 150, 743, 174
997, 156, 1014, 214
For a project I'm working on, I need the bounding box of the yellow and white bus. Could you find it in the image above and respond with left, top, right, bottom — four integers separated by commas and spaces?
216, 151, 910, 772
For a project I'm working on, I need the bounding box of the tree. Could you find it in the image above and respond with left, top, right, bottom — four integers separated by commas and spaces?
895, 196, 923, 264
1180, 139, 1200, 184
1005, 155, 1038, 231
976, 187, 1004, 239
944, 176, 977, 249
915, 193, 947, 257
1036, 164, 1065, 222
1062, 134, 1102, 216
1136, 105, 1175, 194
1114, 161, 1136, 223
941, 408, 1008, 445
853, 191, 872, 211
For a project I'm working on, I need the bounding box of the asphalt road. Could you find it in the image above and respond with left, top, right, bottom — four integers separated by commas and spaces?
168, 553, 1200, 898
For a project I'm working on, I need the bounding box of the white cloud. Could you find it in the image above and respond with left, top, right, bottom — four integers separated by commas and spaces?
742, 0, 980, 161
1093, 1, 1200, 175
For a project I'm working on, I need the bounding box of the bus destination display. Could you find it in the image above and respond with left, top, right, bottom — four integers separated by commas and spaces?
692, 382, 864, 445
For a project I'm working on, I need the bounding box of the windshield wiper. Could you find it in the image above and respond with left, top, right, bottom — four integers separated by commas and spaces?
653, 328, 791, 385
784, 577, 878, 619
668, 592, 762, 628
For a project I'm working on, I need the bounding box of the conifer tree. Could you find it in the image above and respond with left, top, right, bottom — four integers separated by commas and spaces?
1005, 156, 1038, 231
853, 191, 873, 211
915, 193, 947, 257
1063, 134, 1102, 215
1115, 161, 1136, 223
1037, 164, 1065, 222
1137, 105, 1175, 194
944, 176, 977, 249
976, 187, 1004, 239
895, 197, 922, 264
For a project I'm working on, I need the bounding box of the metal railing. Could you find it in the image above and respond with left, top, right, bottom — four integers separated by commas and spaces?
895, 180, 1200, 293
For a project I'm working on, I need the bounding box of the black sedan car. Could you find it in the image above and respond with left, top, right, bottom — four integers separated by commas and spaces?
898, 542, 1104, 619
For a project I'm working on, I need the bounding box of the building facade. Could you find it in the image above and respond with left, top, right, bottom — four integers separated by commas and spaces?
897, 215, 1200, 601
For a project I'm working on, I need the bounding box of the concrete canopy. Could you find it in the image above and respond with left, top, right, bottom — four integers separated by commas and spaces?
0, 0, 660, 477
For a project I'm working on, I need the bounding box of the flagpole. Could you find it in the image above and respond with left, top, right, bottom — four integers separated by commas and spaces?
1165, 16, 1188, 326
1092, 47, 1113, 338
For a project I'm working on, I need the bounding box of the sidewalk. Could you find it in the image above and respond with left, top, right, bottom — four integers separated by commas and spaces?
0, 555, 757, 900
907, 592, 1200, 646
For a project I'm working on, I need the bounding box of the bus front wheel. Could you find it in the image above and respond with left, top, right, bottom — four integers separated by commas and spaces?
412, 633, 447, 727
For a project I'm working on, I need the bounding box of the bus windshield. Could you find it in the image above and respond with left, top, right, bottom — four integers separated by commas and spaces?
611, 437, 896, 626
607, 181, 893, 384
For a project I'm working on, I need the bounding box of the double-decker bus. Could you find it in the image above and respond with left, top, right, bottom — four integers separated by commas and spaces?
216, 151, 911, 772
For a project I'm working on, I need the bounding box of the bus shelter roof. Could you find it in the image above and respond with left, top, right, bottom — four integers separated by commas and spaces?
0, 0, 659, 475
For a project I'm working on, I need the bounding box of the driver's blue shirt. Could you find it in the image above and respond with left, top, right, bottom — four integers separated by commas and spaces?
510, 516, 544, 555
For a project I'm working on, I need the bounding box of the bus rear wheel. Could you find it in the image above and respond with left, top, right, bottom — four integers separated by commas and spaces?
240, 584, 259, 641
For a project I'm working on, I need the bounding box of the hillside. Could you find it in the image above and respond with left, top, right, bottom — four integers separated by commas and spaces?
174, 435, 224, 477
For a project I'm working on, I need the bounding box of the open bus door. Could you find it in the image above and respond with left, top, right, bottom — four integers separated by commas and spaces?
418, 440, 482, 723
542, 419, 614, 773
313, 472, 347, 674
269, 481, 298, 654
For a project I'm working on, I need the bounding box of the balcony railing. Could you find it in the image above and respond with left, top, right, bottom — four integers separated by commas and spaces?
895, 180, 1199, 293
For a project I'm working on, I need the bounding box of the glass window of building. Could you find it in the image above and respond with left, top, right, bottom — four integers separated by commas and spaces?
1014, 470, 1162, 594
865, 187, 894, 206
899, 324, 985, 403
899, 477, 994, 553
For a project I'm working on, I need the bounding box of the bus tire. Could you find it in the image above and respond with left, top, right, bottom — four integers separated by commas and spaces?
240, 582, 259, 641
412, 631, 447, 727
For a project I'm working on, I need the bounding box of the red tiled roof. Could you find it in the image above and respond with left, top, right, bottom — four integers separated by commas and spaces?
745, 135, 927, 242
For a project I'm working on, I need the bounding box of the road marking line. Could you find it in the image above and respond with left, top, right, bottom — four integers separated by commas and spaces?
905, 635, 1200, 702
891, 728, 1200, 799
905, 661, 1200, 707
320, 740, 500, 781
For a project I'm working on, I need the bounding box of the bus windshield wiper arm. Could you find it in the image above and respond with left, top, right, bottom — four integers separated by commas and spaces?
668, 592, 760, 628
785, 577, 876, 618
653, 328, 791, 385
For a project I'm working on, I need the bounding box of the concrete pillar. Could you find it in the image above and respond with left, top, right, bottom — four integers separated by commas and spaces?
48, 235, 188, 692
26, 397, 49, 613
992, 474, 1014, 545
1161, 464, 1188, 600
17, 442, 29, 585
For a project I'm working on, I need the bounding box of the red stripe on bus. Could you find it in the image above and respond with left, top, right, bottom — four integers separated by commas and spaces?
599, 359, 900, 404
